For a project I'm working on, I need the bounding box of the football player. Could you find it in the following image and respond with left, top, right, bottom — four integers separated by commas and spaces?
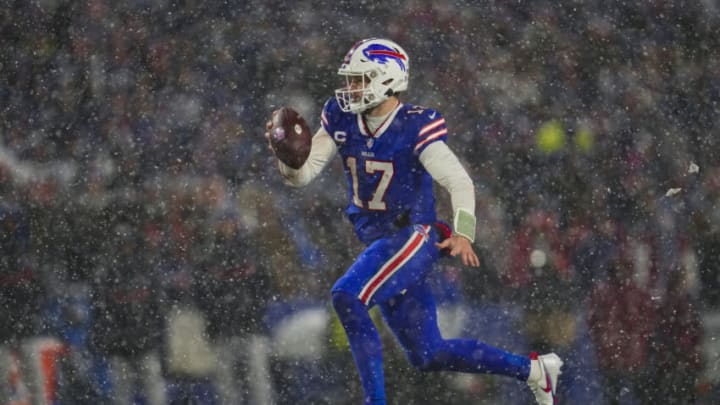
265, 38, 562, 405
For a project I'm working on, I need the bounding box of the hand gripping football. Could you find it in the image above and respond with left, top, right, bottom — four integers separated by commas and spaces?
269, 107, 312, 169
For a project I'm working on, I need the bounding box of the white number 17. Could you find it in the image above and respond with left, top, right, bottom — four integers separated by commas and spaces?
347, 157, 394, 210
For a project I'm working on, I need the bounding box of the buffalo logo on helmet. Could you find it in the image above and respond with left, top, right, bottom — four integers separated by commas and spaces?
362, 44, 407, 71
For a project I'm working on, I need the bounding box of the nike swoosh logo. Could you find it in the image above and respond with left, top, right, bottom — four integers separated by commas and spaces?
429, 112, 437, 119
543, 372, 552, 393
540, 363, 552, 392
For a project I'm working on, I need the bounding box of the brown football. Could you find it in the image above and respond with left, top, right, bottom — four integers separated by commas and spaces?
269, 107, 312, 169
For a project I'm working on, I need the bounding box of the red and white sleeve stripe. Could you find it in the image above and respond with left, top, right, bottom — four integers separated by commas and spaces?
415, 118, 448, 153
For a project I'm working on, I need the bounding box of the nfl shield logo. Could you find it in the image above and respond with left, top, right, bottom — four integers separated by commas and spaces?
366, 139, 374, 148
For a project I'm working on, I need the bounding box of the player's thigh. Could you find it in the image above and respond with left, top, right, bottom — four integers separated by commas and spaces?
331, 225, 438, 307
379, 281, 443, 351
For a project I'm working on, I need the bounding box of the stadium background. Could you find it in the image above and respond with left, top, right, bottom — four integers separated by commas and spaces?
1, 1, 719, 404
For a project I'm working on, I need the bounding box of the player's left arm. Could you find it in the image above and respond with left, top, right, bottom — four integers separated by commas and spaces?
419, 142, 480, 267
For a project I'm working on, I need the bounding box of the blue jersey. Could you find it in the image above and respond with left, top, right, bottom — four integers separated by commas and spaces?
321, 97, 449, 245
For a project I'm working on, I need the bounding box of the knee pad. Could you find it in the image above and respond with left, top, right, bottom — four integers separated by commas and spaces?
331, 290, 362, 315
407, 349, 441, 372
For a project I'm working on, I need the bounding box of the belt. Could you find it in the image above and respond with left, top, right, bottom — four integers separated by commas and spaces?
393, 210, 452, 242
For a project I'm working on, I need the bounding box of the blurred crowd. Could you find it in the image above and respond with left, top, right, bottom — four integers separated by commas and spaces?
1, 0, 720, 404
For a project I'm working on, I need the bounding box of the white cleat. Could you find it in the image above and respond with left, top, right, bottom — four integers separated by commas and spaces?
527, 352, 563, 405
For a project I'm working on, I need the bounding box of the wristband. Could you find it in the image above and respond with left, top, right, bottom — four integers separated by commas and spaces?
453, 208, 476, 243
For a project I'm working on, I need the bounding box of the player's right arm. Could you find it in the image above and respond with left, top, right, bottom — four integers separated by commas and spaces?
264, 98, 341, 186
275, 127, 337, 187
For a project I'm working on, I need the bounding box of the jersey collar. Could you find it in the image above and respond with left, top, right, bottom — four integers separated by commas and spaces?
357, 102, 403, 139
